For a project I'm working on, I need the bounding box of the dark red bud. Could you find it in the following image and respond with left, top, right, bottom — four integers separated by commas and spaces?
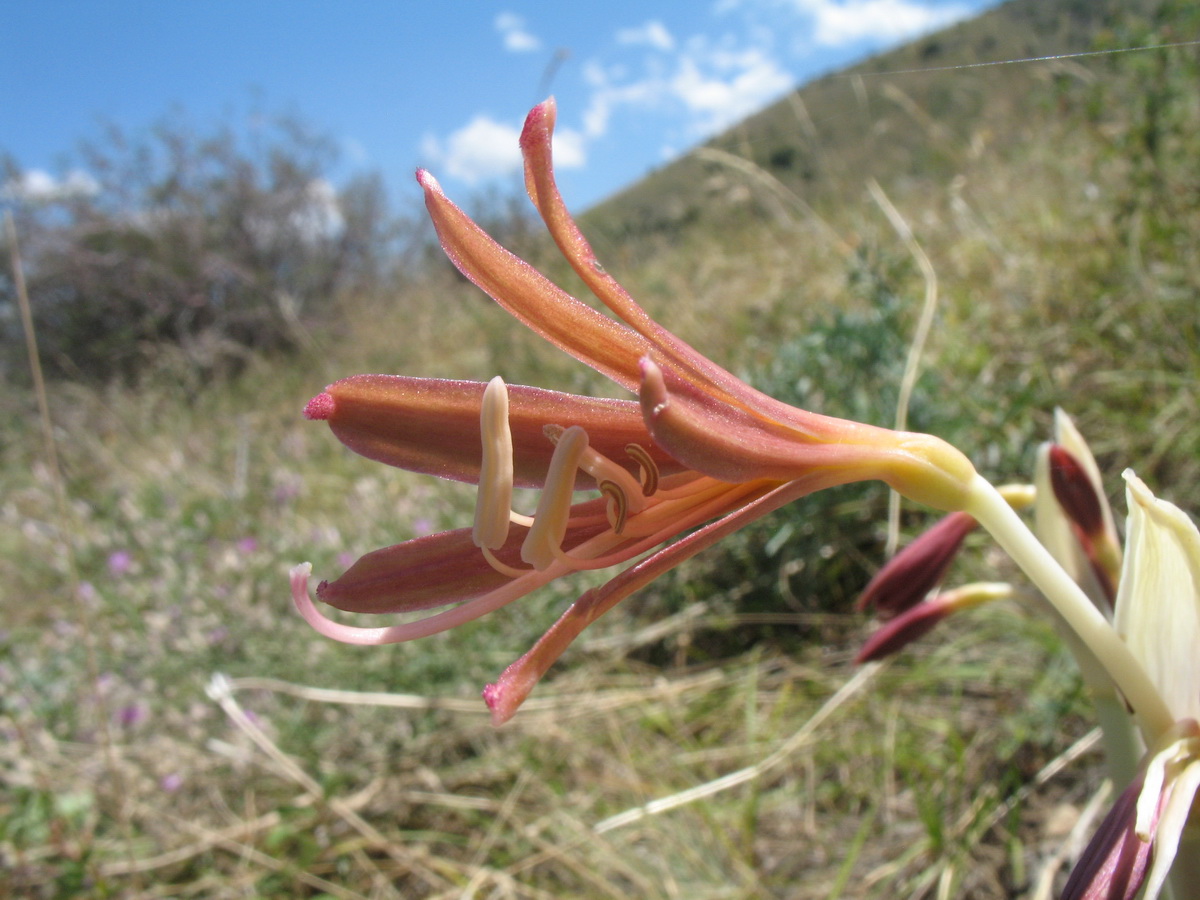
857, 511, 977, 618
1048, 444, 1105, 537
855, 599, 950, 662
1060, 774, 1154, 900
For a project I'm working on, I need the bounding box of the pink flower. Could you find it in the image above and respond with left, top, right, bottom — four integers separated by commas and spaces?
107, 550, 133, 577
294, 99, 977, 723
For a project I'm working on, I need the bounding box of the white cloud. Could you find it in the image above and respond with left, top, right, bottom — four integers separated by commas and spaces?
423, 116, 523, 183
616, 20, 675, 52
424, 115, 585, 184
550, 126, 587, 169
2, 168, 99, 203
784, 0, 972, 47
495, 12, 541, 53
581, 38, 792, 140
582, 63, 665, 139
670, 45, 792, 133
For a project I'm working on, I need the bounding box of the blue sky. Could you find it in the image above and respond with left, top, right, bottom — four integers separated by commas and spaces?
2, 0, 1003, 213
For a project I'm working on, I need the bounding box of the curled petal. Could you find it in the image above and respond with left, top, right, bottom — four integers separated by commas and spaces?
639, 357, 977, 511
294, 561, 562, 646
318, 511, 614, 614
520, 99, 785, 414
307, 374, 679, 488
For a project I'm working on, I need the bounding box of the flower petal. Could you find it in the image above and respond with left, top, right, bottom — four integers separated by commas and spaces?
418, 168, 653, 390
520, 100, 779, 408
1055, 409, 1120, 548
1115, 471, 1200, 725
307, 374, 679, 488
318, 510, 615, 614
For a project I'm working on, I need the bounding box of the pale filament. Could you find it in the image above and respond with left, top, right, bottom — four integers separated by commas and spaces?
471, 378, 732, 580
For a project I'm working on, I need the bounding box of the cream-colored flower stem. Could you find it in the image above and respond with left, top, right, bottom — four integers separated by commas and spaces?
964, 474, 1175, 740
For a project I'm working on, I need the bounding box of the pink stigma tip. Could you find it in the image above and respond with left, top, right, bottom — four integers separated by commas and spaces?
482, 683, 500, 711
304, 392, 335, 421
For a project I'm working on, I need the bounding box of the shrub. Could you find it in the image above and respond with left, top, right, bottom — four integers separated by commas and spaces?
1, 110, 395, 381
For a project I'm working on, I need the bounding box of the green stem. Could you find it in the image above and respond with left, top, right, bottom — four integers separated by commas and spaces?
1166, 825, 1200, 900
964, 474, 1175, 740
1094, 696, 1143, 792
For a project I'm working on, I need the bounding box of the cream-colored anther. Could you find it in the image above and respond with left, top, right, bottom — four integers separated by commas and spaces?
521, 425, 589, 570
544, 425, 647, 518
472, 376, 515, 550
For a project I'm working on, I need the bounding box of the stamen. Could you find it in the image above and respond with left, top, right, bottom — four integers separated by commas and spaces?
625, 443, 659, 496
473, 376, 515, 550
482, 546, 530, 580
599, 480, 629, 533
522, 425, 590, 570
546, 424, 647, 516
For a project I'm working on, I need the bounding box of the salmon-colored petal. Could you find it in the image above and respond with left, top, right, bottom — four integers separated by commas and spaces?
319, 509, 617, 615
418, 169, 654, 391
317, 527, 516, 614
520, 100, 831, 424
306, 374, 680, 488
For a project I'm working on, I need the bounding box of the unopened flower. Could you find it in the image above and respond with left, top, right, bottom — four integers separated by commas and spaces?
854, 484, 1032, 660
294, 99, 977, 723
1035, 411, 1122, 611
856, 511, 978, 620
855, 582, 1012, 663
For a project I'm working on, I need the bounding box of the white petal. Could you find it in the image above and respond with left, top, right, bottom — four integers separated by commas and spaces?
1115, 472, 1200, 724
1141, 757, 1200, 900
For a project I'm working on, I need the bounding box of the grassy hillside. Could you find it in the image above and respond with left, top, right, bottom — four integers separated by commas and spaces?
3, 0, 1198, 896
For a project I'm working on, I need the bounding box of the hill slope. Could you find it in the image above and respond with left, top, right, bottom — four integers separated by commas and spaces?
584, 0, 1160, 247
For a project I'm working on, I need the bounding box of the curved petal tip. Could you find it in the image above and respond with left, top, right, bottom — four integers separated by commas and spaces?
416, 168, 442, 192
482, 681, 516, 727
304, 391, 335, 421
